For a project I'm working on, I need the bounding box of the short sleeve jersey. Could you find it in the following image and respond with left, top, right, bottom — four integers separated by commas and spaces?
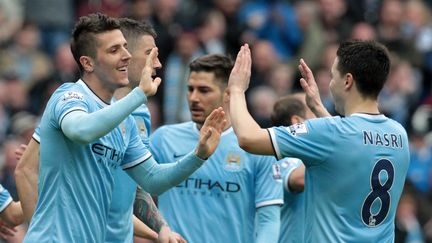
24, 80, 151, 243
150, 122, 283, 243
268, 114, 410, 242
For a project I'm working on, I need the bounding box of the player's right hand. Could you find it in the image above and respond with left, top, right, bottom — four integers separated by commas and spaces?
14, 144, 27, 162
195, 107, 226, 160
139, 47, 161, 97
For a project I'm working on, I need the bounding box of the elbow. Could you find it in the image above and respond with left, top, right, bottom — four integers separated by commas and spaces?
237, 135, 257, 153
290, 177, 305, 192
140, 186, 165, 196
67, 130, 95, 144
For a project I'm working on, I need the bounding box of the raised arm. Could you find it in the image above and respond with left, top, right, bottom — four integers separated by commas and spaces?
228, 44, 273, 155
298, 58, 331, 118
14, 139, 39, 222
126, 107, 226, 195
61, 48, 162, 144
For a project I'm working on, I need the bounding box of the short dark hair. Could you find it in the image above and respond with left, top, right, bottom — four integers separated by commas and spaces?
118, 18, 156, 51
189, 54, 234, 86
336, 40, 390, 99
271, 94, 307, 126
71, 13, 120, 73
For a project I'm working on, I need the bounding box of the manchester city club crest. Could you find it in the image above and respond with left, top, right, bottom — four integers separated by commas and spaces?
224, 151, 241, 171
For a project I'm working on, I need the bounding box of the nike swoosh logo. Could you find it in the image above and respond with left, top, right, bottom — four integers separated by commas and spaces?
174, 153, 186, 159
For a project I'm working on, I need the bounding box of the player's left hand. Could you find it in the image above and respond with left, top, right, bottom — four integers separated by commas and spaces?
227, 44, 252, 94
158, 226, 187, 243
195, 107, 226, 160
139, 47, 162, 97
298, 59, 331, 117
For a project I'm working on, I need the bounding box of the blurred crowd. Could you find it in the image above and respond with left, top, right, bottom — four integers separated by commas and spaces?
1, 0, 432, 242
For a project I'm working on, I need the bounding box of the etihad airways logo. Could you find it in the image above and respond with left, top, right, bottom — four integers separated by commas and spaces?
92, 143, 124, 169
176, 177, 240, 193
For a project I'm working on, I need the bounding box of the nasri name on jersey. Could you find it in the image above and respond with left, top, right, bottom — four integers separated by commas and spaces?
362, 131, 404, 149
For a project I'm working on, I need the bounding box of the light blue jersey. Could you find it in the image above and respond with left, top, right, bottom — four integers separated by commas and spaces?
25, 80, 151, 243
268, 113, 410, 242
278, 158, 305, 243
0, 184, 12, 213
105, 104, 151, 243
150, 122, 283, 243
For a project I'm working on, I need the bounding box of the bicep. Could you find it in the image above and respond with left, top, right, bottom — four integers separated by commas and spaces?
237, 128, 274, 156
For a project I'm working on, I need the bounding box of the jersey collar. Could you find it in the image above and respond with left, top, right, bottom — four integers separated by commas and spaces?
192, 122, 233, 137
76, 79, 109, 107
350, 113, 387, 120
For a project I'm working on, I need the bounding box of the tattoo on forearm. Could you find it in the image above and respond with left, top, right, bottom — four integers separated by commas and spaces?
133, 187, 168, 232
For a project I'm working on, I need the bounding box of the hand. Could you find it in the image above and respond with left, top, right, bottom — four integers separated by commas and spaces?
0, 220, 17, 239
298, 59, 331, 117
139, 47, 162, 97
195, 107, 227, 160
227, 44, 252, 94
157, 226, 187, 243
15, 144, 27, 161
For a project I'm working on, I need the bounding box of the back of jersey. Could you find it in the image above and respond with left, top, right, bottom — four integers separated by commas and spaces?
269, 113, 410, 242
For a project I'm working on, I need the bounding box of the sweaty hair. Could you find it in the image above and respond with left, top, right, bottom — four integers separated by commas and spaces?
336, 40, 390, 99
118, 18, 156, 52
189, 54, 234, 86
271, 94, 307, 126
71, 13, 120, 73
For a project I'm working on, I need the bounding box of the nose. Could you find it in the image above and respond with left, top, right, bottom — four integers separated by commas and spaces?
122, 47, 132, 61
154, 57, 162, 69
188, 89, 199, 103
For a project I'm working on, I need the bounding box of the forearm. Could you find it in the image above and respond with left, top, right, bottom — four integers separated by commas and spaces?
126, 151, 205, 195
311, 104, 332, 118
14, 139, 39, 222
134, 187, 167, 232
229, 90, 272, 155
255, 205, 281, 243
132, 215, 158, 240
61, 88, 146, 144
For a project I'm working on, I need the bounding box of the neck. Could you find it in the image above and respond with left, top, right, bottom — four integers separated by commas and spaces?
82, 74, 115, 103
344, 95, 380, 116
114, 86, 133, 100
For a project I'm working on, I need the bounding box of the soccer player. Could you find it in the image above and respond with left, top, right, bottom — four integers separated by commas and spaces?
149, 54, 283, 243
15, 18, 186, 242
228, 41, 410, 242
270, 93, 315, 243
21, 13, 225, 243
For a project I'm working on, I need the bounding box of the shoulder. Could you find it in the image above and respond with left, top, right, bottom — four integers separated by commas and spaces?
153, 122, 194, 137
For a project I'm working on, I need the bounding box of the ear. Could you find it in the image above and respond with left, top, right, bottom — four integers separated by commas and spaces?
291, 115, 304, 125
344, 73, 354, 90
223, 89, 230, 104
80, 56, 94, 73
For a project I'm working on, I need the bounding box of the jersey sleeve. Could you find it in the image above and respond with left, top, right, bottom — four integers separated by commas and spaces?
255, 155, 284, 208
267, 117, 336, 166
279, 158, 302, 193
33, 125, 41, 143
0, 184, 13, 213
149, 126, 167, 164
52, 90, 89, 129
121, 117, 152, 169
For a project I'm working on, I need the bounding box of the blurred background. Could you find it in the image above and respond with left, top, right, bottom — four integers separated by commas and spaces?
1, 0, 432, 242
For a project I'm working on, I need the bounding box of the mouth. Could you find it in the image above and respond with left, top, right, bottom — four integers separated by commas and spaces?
117, 65, 128, 75
190, 107, 204, 116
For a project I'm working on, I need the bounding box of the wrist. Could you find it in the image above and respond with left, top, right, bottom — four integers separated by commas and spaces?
194, 149, 209, 160
229, 87, 246, 94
